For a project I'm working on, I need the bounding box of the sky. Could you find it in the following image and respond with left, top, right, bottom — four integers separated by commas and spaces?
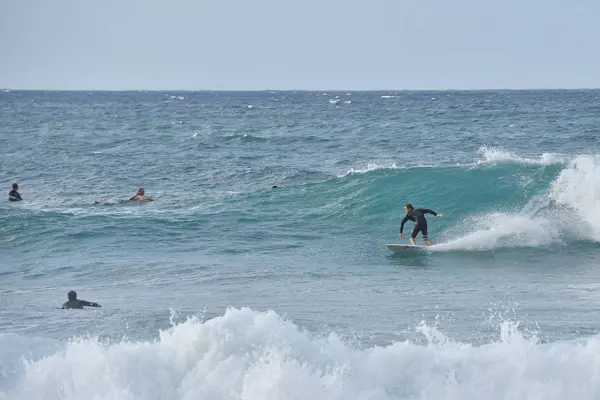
1, 0, 599, 91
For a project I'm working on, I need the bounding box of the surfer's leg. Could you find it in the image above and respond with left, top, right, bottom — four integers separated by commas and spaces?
410, 226, 419, 246
421, 224, 433, 245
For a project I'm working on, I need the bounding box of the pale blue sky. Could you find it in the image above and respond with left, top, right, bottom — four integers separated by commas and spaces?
1, 0, 599, 90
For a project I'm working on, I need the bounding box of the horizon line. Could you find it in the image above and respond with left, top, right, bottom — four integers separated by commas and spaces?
2, 87, 600, 93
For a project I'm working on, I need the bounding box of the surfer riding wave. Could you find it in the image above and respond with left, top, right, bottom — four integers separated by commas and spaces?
399, 203, 443, 245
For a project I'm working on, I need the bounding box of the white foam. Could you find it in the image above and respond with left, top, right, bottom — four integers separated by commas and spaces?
435, 153, 600, 250
475, 146, 569, 166
340, 148, 567, 179
549, 155, 600, 241
341, 161, 400, 176
434, 212, 562, 251
4, 308, 600, 400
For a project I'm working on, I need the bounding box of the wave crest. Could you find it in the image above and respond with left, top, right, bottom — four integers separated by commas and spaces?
475, 146, 569, 166
4, 307, 600, 400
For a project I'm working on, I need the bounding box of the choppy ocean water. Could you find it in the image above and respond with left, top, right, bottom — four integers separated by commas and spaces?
2, 89, 600, 399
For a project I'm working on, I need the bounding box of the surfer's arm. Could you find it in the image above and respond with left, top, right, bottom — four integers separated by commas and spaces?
82, 300, 101, 308
399, 215, 410, 233
418, 208, 440, 216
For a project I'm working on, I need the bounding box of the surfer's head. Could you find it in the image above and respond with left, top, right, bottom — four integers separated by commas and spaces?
136, 188, 145, 196
404, 203, 414, 213
12, 183, 18, 190
68, 290, 77, 300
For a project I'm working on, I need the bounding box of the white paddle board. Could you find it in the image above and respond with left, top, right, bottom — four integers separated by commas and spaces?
386, 243, 434, 252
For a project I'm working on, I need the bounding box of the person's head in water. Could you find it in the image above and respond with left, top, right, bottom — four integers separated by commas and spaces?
62, 290, 101, 309
12, 183, 18, 191
129, 187, 152, 202
404, 203, 414, 213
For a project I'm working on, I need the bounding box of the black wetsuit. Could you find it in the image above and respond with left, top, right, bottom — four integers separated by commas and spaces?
9, 190, 22, 202
62, 299, 101, 309
399, 208, 438, 239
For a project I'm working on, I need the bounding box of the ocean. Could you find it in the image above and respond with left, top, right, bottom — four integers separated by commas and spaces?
1, 89, 600, 399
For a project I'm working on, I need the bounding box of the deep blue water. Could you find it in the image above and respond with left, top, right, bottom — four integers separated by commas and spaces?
2, 90, 600, 399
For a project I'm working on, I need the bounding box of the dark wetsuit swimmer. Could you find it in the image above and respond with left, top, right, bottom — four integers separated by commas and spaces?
61, 290, 101, 309
9, 183, 22, 202
399, 203, 443, 245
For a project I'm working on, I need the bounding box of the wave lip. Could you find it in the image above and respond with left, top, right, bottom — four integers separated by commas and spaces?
550, 154, 600, 242
475, 146, 570, 166
341, 161, 401, 177
338, 147, 567, 179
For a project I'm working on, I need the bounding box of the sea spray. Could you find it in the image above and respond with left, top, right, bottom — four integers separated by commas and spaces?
4, 307, 600, 400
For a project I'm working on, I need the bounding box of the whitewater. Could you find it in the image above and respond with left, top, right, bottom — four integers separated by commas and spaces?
1, 90, 600, 399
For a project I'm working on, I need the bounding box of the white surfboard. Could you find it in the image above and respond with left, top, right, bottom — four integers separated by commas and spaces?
385, 243, 434, 252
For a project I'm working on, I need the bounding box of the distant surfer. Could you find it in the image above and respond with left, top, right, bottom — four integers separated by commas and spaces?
129, 188, 152, 201
399, 203, 443, 246
61, 290, 101, 309
93, 188, 153, 204
9, 183, 22, 202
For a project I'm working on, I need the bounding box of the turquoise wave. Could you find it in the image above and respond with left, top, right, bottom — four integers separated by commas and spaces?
0, 161, 571, 251
209, 162, 566, 244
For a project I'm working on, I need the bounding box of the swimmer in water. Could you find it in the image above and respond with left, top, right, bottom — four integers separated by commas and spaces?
92, 188, 153, 204
9, 183, 22, 202
129, 188, 152, 201
61, 290, 101, 309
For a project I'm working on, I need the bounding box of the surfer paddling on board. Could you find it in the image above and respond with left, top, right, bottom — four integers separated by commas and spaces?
399, 203, 443, 246
93, 188, 153, 204
129, 188, 152, 201
61, 290, 101, 309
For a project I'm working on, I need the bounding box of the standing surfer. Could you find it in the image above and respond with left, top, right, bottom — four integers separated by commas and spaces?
399, 203, 443, 245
